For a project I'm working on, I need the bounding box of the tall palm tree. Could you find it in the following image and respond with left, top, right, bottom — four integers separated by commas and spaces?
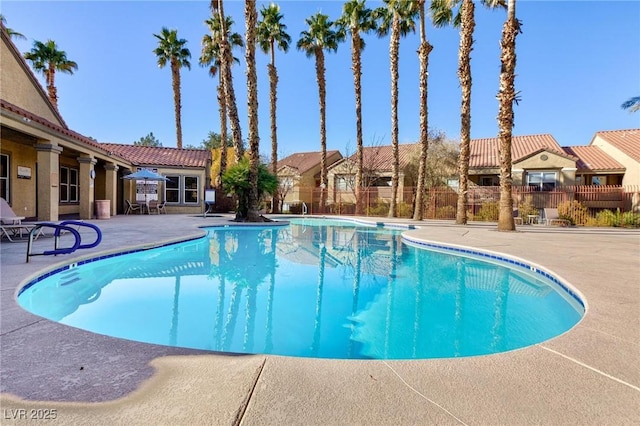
337, 0, 377, 215
297, 13, 343, 214
257, 3, 291, 214
496, 0, 521, 231
431, 0, 504, 225
1, 14, 26, 40
200, 15, 244, 186
412, 0, 433, 220
245, 0, 262, 222
211, 0, 245, 162
153, 27, 191, 149
24, 40, 78, 110
375, 0, 418, 218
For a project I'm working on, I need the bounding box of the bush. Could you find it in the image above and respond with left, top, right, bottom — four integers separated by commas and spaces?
477, 201, 499, 221
595, 209, 640, 228
557, 200, 589, 225
436, 205, 456, 219
397, 202, 413, 218
515, 195, 538, 217
366, 199, 389, 217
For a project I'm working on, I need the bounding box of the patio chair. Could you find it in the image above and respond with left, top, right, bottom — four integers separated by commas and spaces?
0, 197, 41, 241
125, 200, 141, 215
157, 201, 167, 214
543, 208, 570, 226
513, 208, 523, 225
148, 200, 160, 214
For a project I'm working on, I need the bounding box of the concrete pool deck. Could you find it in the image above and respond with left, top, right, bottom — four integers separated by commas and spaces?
1, 214, 638, 425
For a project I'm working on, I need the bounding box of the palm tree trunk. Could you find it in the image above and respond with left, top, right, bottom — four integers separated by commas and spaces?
352, 31, 365, 215
497, 0, 519, 231
217, 77, 228, 187
269, 62, 280, 213
171, 59, 183, 149
413, 1, 432, 221
388, 15, 400, 218
315, 48, 328, 214
456, 0, 475, 225
47, 65, 58, 108
245, 0, 261, 222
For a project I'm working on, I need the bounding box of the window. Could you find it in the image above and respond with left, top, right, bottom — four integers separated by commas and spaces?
60, 166, 79, 203
0, 154, 8, 201
164, 175, 200, 204
336, 175, 350, 191
526, 171, 557, 191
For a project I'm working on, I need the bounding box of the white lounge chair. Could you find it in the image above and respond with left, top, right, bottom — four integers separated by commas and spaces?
0, 197, 41, 241
543, 208, 570, 227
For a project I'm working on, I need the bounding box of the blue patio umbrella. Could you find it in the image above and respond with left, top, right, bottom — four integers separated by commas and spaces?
122, 169, 168, 205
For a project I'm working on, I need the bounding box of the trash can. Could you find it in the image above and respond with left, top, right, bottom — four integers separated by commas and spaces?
95, 200, 111, 219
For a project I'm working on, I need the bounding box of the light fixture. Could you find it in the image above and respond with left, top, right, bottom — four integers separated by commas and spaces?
22, 117, 31, 123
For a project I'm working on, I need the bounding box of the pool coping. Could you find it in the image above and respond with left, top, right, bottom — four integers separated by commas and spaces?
1, 214, 638, 425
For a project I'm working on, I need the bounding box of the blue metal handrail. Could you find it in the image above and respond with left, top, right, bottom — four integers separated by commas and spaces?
26, 221, 102, 263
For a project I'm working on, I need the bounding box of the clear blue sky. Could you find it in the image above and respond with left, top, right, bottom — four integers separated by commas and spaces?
3, 1, 639, 157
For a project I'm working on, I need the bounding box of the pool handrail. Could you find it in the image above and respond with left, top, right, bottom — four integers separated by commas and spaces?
26, 221, 103, 262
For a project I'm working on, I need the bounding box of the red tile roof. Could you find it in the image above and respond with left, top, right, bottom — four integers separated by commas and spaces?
346, 144, 420, 171
101, 143, 210, 168
278, 150, 341, 174
593, 129, 640, 162
562, 146, 625, 172
469, 134, 574, 168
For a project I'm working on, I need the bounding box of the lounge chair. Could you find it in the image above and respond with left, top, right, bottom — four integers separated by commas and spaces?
513, 208, 523, 225
543, 208, 570, 226
0, 197, 41, 241
125, 200, 141, 215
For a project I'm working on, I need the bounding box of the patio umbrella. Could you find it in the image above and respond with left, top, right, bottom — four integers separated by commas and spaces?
122, 169, 168, 205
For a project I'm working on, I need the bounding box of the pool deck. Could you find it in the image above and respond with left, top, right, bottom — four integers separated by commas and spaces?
1, 214, 638, 425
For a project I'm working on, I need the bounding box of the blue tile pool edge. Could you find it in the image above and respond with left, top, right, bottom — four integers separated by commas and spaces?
401, 234, 588, 313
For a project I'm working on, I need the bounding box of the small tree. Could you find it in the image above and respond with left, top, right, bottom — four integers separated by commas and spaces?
222, 158, 278, 221
134, 132, 162, 147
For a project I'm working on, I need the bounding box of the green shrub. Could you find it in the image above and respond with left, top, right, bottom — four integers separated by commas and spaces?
557, 200, 589, 225
515, 195, 538, 217
436, 205, 456, 219
595, 209, 640, 228
397, 202, 413, 218
621, 211, 640, 228
366, 200, 388, 217
477, 201, 499, 221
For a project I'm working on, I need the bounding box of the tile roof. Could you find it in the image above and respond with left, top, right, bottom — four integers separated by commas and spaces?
469, 134, 573, 168
347, 144, 420, 171
562, 146, 625, 172
278, 150, 341, 174
593, 129, 640, 162
101, 143, 211, 168
1, 99, 128, 161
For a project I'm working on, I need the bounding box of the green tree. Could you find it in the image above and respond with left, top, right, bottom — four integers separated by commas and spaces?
153, 27, 191, 150
337, 0, 378, 215
412, 0, 434, 220
257, 3, 291, 214
1, 14, 26, 40
24, 40, 78, 109
431, 0, 504, 225
222, 159, 278, 221
297, 12, 343, 213
621, 96, 640, 112
200, 13, 244, 185
375, 0, 418, 218
134, 132, 162, 147
496, 0, 522, 231
198, 131, 233, 150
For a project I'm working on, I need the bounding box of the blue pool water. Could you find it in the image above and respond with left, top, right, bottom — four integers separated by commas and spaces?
17, 218, 584, 360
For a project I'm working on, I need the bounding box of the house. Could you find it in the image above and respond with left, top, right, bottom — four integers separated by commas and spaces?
585, 129, 640, 187
327, 144, 421, 204
0, 27, 211, 219
277, 150, 342, 209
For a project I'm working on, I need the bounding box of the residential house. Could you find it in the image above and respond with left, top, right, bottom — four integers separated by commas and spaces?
0, 28, 210, 219
277, 150, 342, 209
586, 129, 640, 187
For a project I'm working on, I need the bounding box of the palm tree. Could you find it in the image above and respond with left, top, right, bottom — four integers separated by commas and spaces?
1, 14, 26, 40
153, 27, 191, 150
375, 0, 418, 218
297, 13, 343, 214
337, 0, 378, 215
23, 40, 78, 109
200, 15, 244, 186
257, 3, 291, 214
621, 96, 640, 112
431, 0, 504, 225
245, 0, 262, 222
496, 0, 521, 231
412, 0, 433, 220
210, 0, 244, 162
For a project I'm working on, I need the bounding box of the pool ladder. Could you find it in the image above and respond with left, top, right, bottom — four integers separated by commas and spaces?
26, 220, 102, 263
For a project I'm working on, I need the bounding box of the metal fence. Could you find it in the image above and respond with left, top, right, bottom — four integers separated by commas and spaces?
280, 185, 640, 227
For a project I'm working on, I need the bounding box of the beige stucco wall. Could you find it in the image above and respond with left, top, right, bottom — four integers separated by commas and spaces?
592, 135, 640, 187
0, 138, 37, 217
1, 37, 63, 125
512, 151, 577, 186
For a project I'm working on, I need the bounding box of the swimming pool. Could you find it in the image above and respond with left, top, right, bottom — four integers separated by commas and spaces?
17, 218, 584, 360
